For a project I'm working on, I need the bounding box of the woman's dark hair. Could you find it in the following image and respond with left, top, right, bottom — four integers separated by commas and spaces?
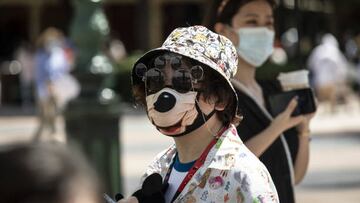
203, 0, 276, 31
0, 142, 102, 203
132, 52, 242, 126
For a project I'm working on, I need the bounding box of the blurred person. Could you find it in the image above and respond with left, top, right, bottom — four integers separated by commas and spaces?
118, 25, 279, 203
307, 33, 350, 113
0, 142, 102, 203
33, 27, 78, 140
203, 1, 315, 202
14, 42, 35, 110
106, 37, 127, 64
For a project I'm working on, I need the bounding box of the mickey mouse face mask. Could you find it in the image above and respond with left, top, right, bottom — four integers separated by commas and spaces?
135, 53, 215, 137
146, 88, 215, 137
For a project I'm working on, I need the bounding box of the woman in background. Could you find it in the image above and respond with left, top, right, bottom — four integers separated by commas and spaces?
203, 0, 315, 202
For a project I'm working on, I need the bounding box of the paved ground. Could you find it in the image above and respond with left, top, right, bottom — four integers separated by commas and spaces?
1, 102, 360, 202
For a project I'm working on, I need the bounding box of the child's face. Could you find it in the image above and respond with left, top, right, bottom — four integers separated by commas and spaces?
139, 53, 217, 136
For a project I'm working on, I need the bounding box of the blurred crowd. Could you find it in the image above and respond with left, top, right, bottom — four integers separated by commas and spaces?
0, 27, 130, 140
0, 4, 360, 202
4, 29, 360, 117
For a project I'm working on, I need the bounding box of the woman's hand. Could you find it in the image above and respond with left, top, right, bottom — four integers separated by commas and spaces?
244, 97, 306, 156
117, 196, 139, 203
270, 97, 305, 135
297, 112, 316, 137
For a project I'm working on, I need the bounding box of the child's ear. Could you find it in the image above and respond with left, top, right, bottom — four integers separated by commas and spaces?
214, 101, 226, 111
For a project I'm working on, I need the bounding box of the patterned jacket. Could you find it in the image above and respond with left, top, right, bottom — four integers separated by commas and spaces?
140, 125, 279, 203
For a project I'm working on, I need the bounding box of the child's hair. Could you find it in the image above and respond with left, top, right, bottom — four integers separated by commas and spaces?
132, 51, 242, 126
203, 0, 276, 31
201, 65, 242, 126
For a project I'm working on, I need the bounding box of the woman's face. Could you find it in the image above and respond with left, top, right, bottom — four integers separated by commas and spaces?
227, 0, 274, 46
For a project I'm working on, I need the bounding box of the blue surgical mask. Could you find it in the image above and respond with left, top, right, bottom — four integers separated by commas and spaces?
236, 27, 275, 67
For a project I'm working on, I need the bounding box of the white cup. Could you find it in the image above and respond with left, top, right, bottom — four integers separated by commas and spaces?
277, 69, 310, 91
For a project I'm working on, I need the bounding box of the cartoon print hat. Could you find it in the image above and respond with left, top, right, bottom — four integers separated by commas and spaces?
132, 25, 239, 114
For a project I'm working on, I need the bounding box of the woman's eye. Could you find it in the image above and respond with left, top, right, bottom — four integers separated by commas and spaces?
266, 21, 274, 28
245, 20, 258, 26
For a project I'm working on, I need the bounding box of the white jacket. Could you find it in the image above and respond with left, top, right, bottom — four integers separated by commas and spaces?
140, 125, 279, 203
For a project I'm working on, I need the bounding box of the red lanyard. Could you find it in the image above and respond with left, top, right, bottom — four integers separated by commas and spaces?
165, 126, 227, 202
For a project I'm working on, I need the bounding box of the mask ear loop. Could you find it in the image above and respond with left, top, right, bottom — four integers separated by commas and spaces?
192, 67, 208, 131
194, 95, 219, 138
191, 66, 220, 138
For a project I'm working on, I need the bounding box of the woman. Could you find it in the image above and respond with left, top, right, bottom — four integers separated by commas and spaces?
118, 25, 279, 203
203, 0, 315, 202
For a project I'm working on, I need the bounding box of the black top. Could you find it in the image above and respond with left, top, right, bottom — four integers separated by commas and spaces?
235, 80, 299, 203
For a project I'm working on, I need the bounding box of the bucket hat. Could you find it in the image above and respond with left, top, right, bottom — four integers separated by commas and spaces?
132, 25, 238, 114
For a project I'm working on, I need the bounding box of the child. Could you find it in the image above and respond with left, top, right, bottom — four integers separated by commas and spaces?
120, 25, 279, 203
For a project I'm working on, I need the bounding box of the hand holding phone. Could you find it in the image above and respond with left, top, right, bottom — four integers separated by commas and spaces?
268, 88, 317, 117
